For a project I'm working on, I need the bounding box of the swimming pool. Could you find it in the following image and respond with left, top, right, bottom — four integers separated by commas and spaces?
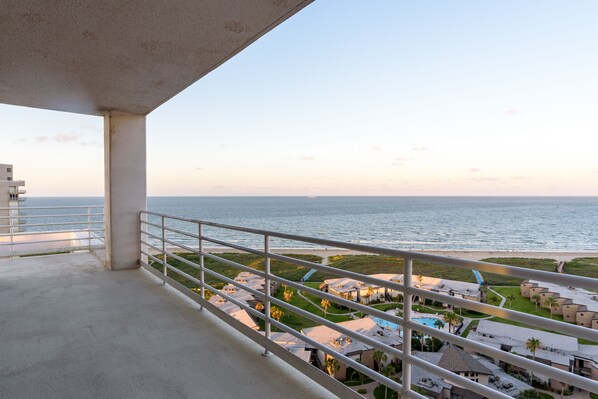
373, 316, 440, 330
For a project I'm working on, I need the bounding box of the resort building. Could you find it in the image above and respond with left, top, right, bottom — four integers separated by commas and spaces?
209, 271, 279, 331
0, 163, 25, 234
411, 346, 532, 399
466, 320, 598, 390
521, 280, 598, 329
269, 332, 313, 364
321, 273, 481, 305
301, 317, 403, 380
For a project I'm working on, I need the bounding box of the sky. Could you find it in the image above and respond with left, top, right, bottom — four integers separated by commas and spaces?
1, 1, 597, 197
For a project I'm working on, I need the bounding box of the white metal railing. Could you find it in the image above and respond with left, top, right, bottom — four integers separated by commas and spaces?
0, 205, 104, 257
139, 211, 598, 399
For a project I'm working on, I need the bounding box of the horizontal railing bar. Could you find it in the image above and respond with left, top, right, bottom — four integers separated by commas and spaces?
143, 231, 198, 254
201, 236, 265, 256
0, 221, 104, 229
201, 268, 266, 302
140, 213, 598, 396
268, 291, 404, 361
409, 321, 598, 393
408, 286, 598, 343
0, 213, 104, 220
407, 355, 511, 399
0, 205, 103, 210
202, 252, 266, 279
150, 243, 409, 388
156, 257, 267, 322
164, 250, 202, 272
140, 211, 598, 291
4, 244, 105, 257
141, 220, 200, 241
139, 257, 369, 399
267, 273, 405, 327
0, 236, 104, 247
268, 252, 406, 293
268, 317, 406, 395
0, 229, 103, 238
141, 241, 166, 255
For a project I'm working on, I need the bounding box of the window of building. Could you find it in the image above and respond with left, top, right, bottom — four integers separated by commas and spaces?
7, 177, 12, 181
7, 167, 11, 172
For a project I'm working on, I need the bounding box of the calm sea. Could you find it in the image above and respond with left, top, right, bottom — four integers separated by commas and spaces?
22, 197, 598, 251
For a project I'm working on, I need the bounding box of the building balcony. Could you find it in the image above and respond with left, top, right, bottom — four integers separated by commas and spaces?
1, 209, 598, 398
0, 251, 338, 399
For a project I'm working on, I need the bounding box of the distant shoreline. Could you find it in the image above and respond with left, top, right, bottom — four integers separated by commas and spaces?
158, 247, 598, 262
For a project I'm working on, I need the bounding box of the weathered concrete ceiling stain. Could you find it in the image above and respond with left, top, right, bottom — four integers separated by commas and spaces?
0, 1, 313, 116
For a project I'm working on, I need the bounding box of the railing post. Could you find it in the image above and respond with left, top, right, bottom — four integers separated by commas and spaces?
87, 206, 91, 251
198, 223, 205, 310
402, 257, 413, 396
161, 215, 167, 278
139, 211, 148, 265
262, 234, 272, 357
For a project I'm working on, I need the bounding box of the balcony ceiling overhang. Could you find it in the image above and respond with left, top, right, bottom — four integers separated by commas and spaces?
0, 1, 312, 116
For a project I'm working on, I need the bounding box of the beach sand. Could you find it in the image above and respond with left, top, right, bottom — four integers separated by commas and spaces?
161, 246, 597, 262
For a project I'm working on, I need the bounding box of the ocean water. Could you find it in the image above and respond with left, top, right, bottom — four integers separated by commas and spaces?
23, 196, 598, 251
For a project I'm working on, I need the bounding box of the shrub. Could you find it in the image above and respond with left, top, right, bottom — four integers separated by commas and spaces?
358, 388, 367, 394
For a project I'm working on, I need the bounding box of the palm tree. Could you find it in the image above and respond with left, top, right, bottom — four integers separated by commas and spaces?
321, 299, 331, 318
544, 297, 560, 319
442, 312, 463, 334
525, 337, 542, 384
283, 289, 294, 303
367, 286, 375, 303
372, 350, 387, 371
270, 306, 284, 322
489, 295, 500, 306
434, 319, 445, 331
507, 294, 516, 307
381, 363, 397, 399
416, 274, 424, 304
324, 357, 340, 377
531, 294, 541, 311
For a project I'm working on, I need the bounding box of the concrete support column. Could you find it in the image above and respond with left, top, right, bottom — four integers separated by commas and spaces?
104, 112, 146, 270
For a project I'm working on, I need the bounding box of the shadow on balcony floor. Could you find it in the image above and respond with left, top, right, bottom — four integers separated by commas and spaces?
0, 252, 337, 399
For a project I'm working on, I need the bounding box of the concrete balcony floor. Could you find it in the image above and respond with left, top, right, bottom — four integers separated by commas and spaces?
0, 252, 337, 399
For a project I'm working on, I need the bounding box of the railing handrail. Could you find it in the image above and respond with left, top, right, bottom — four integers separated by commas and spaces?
139, 211, 598, 398
139, 210, 598, 291
0, 205, 105, 257
0, 205, 104, 210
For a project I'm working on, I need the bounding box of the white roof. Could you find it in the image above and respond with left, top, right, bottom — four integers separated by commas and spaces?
301, 317, 402, 355
475, 320, 579, 352
411, 349, 532, 396
324, 273, 479, 297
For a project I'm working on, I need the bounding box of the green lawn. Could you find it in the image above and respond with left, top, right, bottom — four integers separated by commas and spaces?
310, 255, 570, 286
461, 319, 480, 338
487, 287, 597, 345
492, 286, 562, 320
271, 286, 352, 331
151, 252, 323, 290
563, 257, 598, 279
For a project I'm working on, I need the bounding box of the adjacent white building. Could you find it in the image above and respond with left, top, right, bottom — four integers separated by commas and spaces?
322, 273, 481, 305
466, 319, 598, 390
302, 317, 403, 380
0, 163, 26, 234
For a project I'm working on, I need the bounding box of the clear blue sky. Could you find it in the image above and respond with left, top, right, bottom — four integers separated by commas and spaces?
2, 1, 597, 196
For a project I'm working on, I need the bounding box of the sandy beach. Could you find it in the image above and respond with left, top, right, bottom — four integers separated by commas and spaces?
160, 246, 598, 262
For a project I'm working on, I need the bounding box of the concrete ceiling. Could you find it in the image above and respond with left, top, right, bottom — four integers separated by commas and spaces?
0, 1, 312, 116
